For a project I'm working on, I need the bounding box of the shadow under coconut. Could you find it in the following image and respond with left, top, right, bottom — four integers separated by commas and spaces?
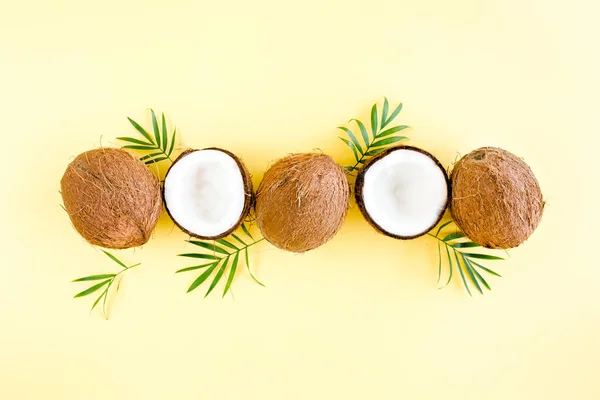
137, 158, 184, 240
344, 196, 507, 296
336, 211, 438, 286
152, 208, 182, 237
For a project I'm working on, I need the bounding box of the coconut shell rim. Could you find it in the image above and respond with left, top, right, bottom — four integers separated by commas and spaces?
163, 147, 254, 240
354, 145, 450, 240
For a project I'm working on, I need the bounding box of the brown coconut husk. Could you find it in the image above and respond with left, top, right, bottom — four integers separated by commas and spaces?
61, 148, 162, 249
355, 145, 450, 239
450, 147, 544, 249
163, 148, 254, 240
255, 153, 350, 253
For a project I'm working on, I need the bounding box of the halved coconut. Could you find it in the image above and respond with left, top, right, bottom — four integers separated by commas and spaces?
163, 148, 253, 239
355, 145, 449, 239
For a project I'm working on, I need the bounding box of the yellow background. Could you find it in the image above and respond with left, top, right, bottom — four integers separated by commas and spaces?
1, 0, 599, 399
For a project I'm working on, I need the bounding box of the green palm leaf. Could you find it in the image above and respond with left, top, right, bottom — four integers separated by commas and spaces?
340, 98, 410, 172
442, 232, 465, 242
455, 250, 471, 296
364, 148, 388, 157
176, 263, 217, 273
178, 253, 220, 260
122, 145, 157, 151
127, 117, 154, 144
245, 247, 265, 287
443, 244, 453, 287
339, 137, 359, 161
150, 109, 161, 149
377, 125, 409, 138
383, 102, 403, 128
121, 110, 176, 163
116, 137, 153, 146
461, 253, 504, 260
371, 136, 407, 147
431, 219, 504, 294
461, 253, 482, 294
187, 240, 230, 255
231, 234, 246, 246
168, 128, 177, 157
370, 104, 378, 137
74, 280, 111, 298
436, 242, 442, 284
338, 127, 364, 154
161, 113, 168, 152
435, 220, 453, 236
466, 258, 491, 290
91, 290, 107, 312
241, 224, 253, 240
140, 152, 164, 161
469, 260, 502, 277
187, 263, 219, 293
205, 258, 228, 297
381, 98, 389, 130
349, 119, 370, 147
72, 251, 139, 318
101, 250, 127, 269
217, 239, 239, 251
177, 228, 266, 297
145, 156, 169, 165
72, 274, 115, 282
223, 252, 240, 297
452, 242, 480, 248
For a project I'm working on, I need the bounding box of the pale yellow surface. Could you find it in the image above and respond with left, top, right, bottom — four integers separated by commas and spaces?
1, 1, 599, 399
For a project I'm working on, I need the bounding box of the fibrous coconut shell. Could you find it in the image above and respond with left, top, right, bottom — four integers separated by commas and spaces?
451, 147, 544, 249
61, 148, 162, 249
255, 153, 350, 253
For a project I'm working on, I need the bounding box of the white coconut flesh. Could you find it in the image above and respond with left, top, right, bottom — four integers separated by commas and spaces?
362, 149, 448, 237
164, 149, 246, 237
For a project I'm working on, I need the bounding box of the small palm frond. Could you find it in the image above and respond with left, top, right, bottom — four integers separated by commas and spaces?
176, 223, 265, 298
339, 97, 410, 172
428, 220, 504, 295
72, 250, 140, 318
117, 109, 177, 165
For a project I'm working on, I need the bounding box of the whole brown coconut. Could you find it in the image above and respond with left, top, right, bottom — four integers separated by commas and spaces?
451, 147, 544, 249
61, 148, 162, 249
255, 153, 350, 253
